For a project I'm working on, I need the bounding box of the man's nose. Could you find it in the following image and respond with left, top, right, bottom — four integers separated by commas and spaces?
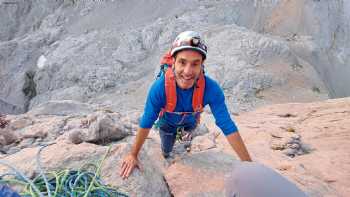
183, 63, 193, 75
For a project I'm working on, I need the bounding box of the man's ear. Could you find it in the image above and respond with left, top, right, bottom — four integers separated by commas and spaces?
172, 56, 176, 65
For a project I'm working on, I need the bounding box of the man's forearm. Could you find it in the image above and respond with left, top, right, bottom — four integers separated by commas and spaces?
130, 127, 151, 157
226, 131, 252, 161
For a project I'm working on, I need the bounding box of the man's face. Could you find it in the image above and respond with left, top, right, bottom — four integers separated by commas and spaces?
173, 50, 204, 89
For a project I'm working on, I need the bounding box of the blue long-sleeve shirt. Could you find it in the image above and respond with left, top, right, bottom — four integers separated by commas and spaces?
139, 75, 238, 136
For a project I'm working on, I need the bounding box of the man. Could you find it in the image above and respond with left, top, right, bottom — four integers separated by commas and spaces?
120, 31, 251, 179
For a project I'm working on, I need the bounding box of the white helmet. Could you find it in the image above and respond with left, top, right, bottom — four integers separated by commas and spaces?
170, 31, 208, 59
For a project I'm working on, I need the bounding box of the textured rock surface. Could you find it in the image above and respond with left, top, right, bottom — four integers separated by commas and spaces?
1, 98, 349, 196
0, 140, 171, 197
208, 97, 350, 197
2, 0, 345, 114
164, 150, 237, 197
1, 1, 350, 197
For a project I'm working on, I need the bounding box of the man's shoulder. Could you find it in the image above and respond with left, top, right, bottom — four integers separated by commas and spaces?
204, 75, 221, 90
148, 75, 165, 95
154, 74, 165, 85
203, 74, 225, 105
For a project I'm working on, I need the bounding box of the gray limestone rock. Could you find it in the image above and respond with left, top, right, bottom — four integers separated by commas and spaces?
2, 0, 343, 115
28, 100, 94, 116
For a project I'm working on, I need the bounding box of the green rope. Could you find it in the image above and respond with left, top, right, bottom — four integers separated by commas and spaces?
83, 145, 111, 197
0, 145, 129, 197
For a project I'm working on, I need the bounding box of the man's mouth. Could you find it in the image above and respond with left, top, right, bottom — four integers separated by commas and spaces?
181, 75, 194, 83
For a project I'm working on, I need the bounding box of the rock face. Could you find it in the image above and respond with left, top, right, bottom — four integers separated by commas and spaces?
0, 141, 171, 197
225, 0, 350, 97
4, 0, 350, 114
164, 150, 237, 197
0, 102, 137, 155
219, 97, 350, 197
0, 98, 349, 197
0, 0, 64, 114
1, 1, 350, 197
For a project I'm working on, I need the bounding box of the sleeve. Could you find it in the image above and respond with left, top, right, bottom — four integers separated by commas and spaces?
139, 77, 165, 128
207, 79, 238, 136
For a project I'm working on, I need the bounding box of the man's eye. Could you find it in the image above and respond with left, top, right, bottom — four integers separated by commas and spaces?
192, 63, 200, 67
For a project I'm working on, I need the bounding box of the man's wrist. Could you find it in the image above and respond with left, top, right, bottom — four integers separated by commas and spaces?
242, 157, 252, 162
130, 149, 138, 158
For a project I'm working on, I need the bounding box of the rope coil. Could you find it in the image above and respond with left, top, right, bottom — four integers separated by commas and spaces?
0, 144, 129, 197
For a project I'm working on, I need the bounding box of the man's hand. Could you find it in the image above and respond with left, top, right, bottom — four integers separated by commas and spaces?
120, 127, 150, 179
120, 154, 142, 179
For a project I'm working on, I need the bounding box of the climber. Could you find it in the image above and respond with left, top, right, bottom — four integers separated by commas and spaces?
120, 31, 252, 179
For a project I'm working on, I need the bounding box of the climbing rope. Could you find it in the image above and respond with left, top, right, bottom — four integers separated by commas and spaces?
0, 144, 129, 197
